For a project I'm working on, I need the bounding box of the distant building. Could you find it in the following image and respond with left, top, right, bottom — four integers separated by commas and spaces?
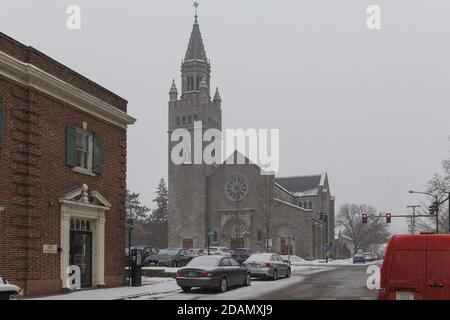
276, 173, 335, 258
167, 12, 334, 259
0, 32, 135, 296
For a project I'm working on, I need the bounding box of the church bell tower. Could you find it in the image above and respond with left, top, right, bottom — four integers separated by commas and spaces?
168, 5, 222, 248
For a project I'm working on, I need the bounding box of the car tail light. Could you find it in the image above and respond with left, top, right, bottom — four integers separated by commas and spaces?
176, 271, 183, 277
264, 262, 271, 268
201, 271, 213, 278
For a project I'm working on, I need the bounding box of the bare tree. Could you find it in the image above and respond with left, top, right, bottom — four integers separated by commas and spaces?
415, 152, 450, 233
257, 175, 278, 252
338, 203, 390, 252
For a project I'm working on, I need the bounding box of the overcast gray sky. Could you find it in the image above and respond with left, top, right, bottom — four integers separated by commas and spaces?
2, 0, 450, 233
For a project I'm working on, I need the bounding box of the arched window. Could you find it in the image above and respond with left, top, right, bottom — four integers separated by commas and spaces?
196, 76, 200, 90
187, 77, 191, 91
299, 201, 303, 208
188, 115, 192, 124
182, 116, 186, 125
309, 201, 312, 209
176, 117, 180, 126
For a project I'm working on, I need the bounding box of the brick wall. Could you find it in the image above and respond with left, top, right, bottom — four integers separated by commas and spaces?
0, 34, 129, 296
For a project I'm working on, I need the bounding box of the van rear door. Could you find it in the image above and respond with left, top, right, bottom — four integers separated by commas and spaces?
384, 235, 427, 300
426, 235, 450, 300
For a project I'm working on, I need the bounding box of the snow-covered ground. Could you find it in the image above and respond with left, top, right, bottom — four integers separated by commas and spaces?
29, 264, 333, 300
129, 265, 333, 300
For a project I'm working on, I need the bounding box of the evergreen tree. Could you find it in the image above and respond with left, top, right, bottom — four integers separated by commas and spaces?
152, 178, 168, 223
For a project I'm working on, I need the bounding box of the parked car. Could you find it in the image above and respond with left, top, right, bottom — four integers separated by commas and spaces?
363, 252, 377, 262
144, 248, 195, 267
231, 248, 253, 264
188, 248, 205, 256
379, 234, 450, 300
243, 253, 291, 280
353, 253, 366, 264
176, 255, 251, 293
0, 278, 22, 300
126, 245, 159, 261
205, 247, 231, 256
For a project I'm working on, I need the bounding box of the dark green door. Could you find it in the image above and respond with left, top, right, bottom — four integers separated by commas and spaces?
69, 230, 93, 288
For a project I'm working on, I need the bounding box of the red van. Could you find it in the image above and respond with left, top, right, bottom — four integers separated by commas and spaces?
379, 234, 450, 300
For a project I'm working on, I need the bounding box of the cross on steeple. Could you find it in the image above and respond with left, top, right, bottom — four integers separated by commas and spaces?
193, 1, 199, 18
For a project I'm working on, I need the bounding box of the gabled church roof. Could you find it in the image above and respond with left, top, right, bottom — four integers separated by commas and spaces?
185, 15, 207, 61
276, 173, 327, 197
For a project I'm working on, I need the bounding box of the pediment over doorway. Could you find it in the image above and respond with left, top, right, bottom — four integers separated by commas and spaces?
58, 184, 111, 209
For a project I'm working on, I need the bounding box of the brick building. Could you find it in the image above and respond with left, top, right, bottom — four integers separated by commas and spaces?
0, 33, 135, 296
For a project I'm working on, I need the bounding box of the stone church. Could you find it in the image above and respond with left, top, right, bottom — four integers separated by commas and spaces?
167, 12, 334, 259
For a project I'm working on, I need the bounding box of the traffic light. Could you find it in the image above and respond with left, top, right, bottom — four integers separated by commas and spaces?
386, 213, 392, 224
362, 213, 368, 224
429, 201, 439, 215
319, 211, 325, 221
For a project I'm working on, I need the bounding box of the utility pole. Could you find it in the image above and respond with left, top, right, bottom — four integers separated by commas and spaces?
407, 205, 420, 234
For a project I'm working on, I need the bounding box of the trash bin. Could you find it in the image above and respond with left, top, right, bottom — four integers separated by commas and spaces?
130, 248, 142, 287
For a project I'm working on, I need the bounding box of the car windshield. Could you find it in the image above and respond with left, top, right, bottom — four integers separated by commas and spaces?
158, 249, 179, 255
246, 253, 273, 262
187, 256, 221, 267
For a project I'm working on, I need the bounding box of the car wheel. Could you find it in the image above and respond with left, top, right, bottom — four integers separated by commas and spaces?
272, 269, 278, 281
171, 261, 178, 268
218, 278, 228, 293
181, 286, 191, 292
244, 273, 251, 286
285, 268, 291, 278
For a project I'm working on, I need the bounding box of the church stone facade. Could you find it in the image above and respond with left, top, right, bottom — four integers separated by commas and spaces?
168, 13, 334, 259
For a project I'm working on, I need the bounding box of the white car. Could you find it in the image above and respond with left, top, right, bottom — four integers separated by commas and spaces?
243, 253, 291, 280
206, 247, 231, 256
0, 278, 22, 300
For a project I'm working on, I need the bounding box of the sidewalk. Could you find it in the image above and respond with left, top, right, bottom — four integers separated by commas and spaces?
29, 277, 178, 300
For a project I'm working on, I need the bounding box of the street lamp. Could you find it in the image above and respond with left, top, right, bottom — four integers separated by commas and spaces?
408, 190, 440, 234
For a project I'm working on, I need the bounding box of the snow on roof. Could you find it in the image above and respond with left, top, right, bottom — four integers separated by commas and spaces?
293, 188, 319, 197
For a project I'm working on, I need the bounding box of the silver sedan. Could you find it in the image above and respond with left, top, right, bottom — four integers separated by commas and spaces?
243, 253, 291, 280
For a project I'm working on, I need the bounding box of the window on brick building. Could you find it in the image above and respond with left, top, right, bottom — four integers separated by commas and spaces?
67, 126, 102, 175
75, 128, 91, 170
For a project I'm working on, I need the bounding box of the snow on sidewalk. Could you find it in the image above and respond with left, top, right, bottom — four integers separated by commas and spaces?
30, 277, 178, 300
29, 265, 334, 300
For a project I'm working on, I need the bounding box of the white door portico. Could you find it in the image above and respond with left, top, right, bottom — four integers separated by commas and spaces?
59, 184, 111, 290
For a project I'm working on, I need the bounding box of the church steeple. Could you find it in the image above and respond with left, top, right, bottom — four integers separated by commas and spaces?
184, 12, 207, 62
181, 4, 211, 97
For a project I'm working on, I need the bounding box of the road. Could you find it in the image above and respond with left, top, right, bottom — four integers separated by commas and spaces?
129, 263, 379, 300
257, 264, 378, 300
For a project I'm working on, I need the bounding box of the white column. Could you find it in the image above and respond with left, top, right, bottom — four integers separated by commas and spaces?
61, 213, 71, 289
96, 216, 106, 286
